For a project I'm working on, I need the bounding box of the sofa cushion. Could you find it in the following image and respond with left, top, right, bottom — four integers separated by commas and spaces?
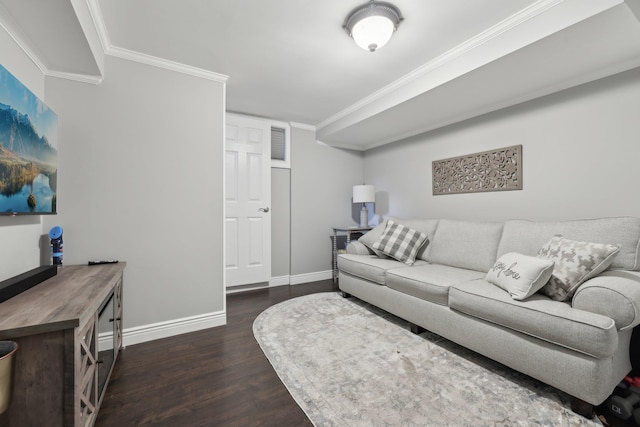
358, 221, 389, 258
346, 240, 372, 256
497, 217, 640, 270
389, 218, 439, 261
426, 219, 504, 272
449, 280, 618, 358
537, 235, 620, 301
386, 265, 485, 305
372, 220, 429, 265
486, 252, 555, 300
337, 254, 426, 285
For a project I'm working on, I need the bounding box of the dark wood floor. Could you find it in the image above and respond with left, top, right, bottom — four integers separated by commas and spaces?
96, 279, 634, 427
96, 280, 337, 426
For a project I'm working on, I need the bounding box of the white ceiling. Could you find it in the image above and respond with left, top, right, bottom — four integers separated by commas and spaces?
0, 0, 99, 75
1, 0, 639, 150
95, 0, 536, 125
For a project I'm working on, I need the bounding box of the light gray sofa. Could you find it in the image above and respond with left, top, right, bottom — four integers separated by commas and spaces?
337, 217, 640, 417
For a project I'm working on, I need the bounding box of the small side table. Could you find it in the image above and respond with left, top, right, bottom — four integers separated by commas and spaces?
332, 226, 373, 283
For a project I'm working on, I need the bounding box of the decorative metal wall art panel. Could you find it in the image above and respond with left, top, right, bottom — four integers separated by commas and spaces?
432, 145, 522, 195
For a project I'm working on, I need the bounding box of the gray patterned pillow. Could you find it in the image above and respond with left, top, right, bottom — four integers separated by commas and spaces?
537, 235, 620, 301
371, 220, 428, 265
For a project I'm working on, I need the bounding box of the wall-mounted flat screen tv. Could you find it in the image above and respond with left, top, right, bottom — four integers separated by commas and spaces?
0, 64, 57, 215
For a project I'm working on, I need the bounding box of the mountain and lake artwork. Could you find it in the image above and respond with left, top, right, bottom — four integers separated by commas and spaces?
0, 64, 58, 215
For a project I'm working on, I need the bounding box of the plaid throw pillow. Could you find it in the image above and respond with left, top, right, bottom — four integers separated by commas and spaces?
537, 235, 620, 301
371, 220, 428, 265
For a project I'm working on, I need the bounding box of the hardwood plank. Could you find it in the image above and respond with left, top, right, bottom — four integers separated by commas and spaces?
94, 279, 630, 426
95, 281, 336, 426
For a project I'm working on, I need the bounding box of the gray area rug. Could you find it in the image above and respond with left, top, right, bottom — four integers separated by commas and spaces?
253, 292, 603, 427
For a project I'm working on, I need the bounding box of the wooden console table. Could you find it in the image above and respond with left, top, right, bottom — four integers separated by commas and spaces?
0, 263, 125, 427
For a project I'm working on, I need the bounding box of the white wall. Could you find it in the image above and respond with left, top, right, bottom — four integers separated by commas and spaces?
364, 67, 640, 222
291, 127, 364, 277
0, 27, 47, 281
44, 55, 225, 332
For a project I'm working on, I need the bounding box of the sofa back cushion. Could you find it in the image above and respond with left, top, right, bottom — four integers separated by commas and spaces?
497, 217, 640, 270
358, 220, 391, 258
371, 220, 429, 265
391, 218, 439, 261
426, 219, 504, 272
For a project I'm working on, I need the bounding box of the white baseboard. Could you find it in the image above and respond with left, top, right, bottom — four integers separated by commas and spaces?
226, 282, 269, 294
98, 332, 114, 351
99, 310, 227, 349
267, 271, 335, 288
229, 271, 331, 294
269, 275, 290, 287
98, 271, 331, 347
290, 270, 332, 285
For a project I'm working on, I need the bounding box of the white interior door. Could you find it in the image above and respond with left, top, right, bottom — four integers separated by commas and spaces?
225, 113, 271, 287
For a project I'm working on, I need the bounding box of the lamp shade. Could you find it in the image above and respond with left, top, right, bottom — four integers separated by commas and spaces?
353, 185, 375, 203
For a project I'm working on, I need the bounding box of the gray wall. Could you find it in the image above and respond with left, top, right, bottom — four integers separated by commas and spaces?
271, 167, 291, 278
364, 67, 640, 222
44, 55, 225, 329
291, 127, 364, 276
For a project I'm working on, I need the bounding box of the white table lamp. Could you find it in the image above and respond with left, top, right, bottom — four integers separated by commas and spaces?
353, 184, 375, 227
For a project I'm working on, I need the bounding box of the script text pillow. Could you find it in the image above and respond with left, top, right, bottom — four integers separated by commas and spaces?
371, 220, 428, 265
486, 252, 555, 300
537, 235, 620, 301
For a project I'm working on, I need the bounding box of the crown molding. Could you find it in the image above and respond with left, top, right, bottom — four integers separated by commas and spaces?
2, 0, 228, 85
69, 0, 105, 76
0, 6, 49, 76
289, 122, 316, 131
316, 0, 628, 149
316, 0, 566, 131
84, 0, 110, 53
46, 69, 103, 85
106, 45, 229, 83
86, 0, 228, 83
1, 2, 104, 85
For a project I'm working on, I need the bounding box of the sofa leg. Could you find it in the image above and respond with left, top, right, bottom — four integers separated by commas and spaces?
569, 396, 594, 419
338, 290, 351, 298
409, 322, 426, 335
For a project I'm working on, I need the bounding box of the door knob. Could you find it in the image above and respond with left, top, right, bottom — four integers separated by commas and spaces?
258, 207, 270, 213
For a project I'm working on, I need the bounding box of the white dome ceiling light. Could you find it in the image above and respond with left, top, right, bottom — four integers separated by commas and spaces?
343, 1, 403, 52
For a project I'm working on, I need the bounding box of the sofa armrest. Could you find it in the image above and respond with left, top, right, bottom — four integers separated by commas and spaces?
347, 240, 373, 255
572, 271, 640, 330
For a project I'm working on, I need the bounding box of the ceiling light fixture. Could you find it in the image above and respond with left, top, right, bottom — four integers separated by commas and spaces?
343, 1, 403, 52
